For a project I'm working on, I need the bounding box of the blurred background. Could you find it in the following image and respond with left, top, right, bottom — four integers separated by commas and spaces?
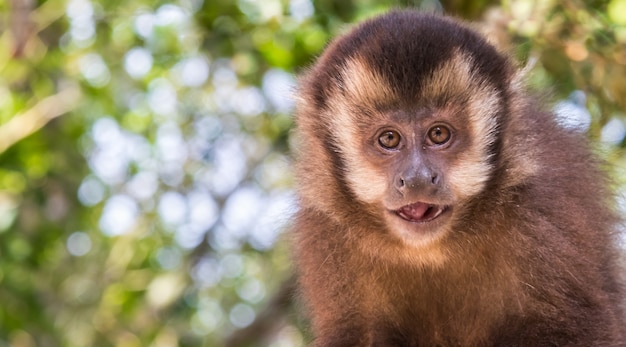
0, 0, 625, 346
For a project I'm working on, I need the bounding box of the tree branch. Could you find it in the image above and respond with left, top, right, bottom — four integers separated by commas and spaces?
0, 85, 81, 154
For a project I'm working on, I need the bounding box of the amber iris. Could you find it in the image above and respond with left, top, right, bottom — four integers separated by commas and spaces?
427, 125, 451, 145
378, 130, 401, 149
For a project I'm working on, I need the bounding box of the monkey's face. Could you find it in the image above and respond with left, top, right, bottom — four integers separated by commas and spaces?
327, 54, 502, 248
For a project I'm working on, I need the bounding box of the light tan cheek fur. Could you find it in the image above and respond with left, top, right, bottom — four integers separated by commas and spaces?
421, 52, 500, 200
324, 57, 399, 204
447, 89, 500, 200
327, 101, 389, 204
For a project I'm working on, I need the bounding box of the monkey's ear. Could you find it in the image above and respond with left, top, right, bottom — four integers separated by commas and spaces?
510, 56, 538, 89
500, 55, 541, 189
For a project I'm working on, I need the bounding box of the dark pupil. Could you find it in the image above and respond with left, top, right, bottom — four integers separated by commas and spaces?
430, 126, 448, 143
381, 131, 398, 148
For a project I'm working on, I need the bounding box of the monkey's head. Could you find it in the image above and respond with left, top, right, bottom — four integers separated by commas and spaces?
295, 11, 522, 259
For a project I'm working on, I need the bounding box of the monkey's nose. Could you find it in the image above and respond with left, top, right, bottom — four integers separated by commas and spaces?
396, 169, 440, 192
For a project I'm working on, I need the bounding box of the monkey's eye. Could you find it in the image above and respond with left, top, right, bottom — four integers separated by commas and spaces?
427, 125, 451, 145
378, 130, 401, 149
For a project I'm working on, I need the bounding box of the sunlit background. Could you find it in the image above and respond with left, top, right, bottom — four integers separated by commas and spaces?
1, 0, 626, 346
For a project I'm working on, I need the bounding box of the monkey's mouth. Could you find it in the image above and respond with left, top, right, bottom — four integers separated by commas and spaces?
394, 202, 447, 223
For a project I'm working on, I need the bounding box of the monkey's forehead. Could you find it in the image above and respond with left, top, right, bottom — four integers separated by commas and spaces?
308, 11, 510, 105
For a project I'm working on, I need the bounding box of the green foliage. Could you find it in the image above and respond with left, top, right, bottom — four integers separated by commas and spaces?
0, 0, 624, 345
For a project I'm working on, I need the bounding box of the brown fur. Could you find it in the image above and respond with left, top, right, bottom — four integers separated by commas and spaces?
292, 10, 625, 346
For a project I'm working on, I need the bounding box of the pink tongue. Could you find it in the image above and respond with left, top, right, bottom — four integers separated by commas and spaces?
399, 202, 430, 220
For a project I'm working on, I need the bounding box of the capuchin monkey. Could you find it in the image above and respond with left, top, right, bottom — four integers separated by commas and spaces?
292, 10, 626, 347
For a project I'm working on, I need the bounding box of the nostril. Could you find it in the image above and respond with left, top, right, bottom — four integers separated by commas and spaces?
399, 178, 405, 188
431, 174, 438, 185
